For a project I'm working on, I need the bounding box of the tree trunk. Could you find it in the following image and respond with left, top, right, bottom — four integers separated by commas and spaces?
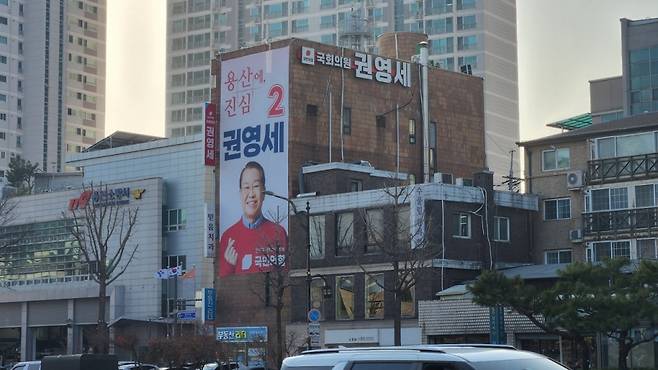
393, 262, 401, 346
618, 332, 630, 370
276, 300, 283, 369
97, 280, 109, 354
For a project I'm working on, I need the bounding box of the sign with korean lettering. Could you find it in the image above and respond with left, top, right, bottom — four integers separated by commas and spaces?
216, 326, 268, 343
202, 287, 216, 322
204, 102, 217, 166
219, 47, 289, 277
300, 46, 411, 87
204, 203, 216, 258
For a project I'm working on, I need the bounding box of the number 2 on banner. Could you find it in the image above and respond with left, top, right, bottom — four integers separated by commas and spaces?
267, 84, 285, 117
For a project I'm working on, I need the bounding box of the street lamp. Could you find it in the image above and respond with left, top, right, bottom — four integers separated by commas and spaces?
264, 190, 318, 350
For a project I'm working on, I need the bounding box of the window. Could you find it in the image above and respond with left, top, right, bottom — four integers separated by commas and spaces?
0, 132, 5, 139
365, 273, 384, 319
171, 92, 185, 105
453, 213, 470, 238
425, 17, 452, 34
0, 94, 5, 102
401, 285, 415, 317
16, 136, 21, 148
162, 255, 187, 270
457, 15, 476, 30
0, 55, 6, 64
292, 19, 309, 33
595, 132, 657, 159
342, 107, 351, 135
310, 215, 325, 259
0, 17, 6, 25
268, 21, 288, 38
165, 209, 186, 231
542, 147, 570, 171
397, 206, 410, 245
425, 0, 453, 15
320, 15, 336, 29
493, 217, 509, 242
0, 113, 5, 120
590, 241, 631, 262
457, 35, 477, 51
350, 179, 363, 192
336, 276, 354, 320
409, 119, 416, 144
365, 209, 384, 253
291, 0, 309, 14
336, 212, 353, 255
321, 0, 335, 9
430, 37, 453, 55
310, 278, 327, 312
171, 73, 186, 87
544, 198, 570, 220
545, 249, 572, 264
457, 0, 476, 10
638, 239, 657, 259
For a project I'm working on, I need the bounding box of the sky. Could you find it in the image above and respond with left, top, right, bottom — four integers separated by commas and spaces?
105, 1, 658, 140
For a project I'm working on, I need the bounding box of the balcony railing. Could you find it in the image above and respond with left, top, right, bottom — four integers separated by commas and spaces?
583, 207, 658, 238
587, 153, 658, 184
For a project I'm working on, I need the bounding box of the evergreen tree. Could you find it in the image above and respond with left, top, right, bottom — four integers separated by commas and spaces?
6, 157, 39, 194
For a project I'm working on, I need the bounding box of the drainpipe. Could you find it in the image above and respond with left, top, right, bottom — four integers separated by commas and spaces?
419, 41, 430, 183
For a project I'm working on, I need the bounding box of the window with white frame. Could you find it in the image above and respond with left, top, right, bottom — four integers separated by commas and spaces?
545, 249, 572, 264
588, 241, 631, 262
162, 255, 187, 270
542, 148, 570, 171
544, 198, 570, 220
493, 216, 509, 242
589, 188, 629, 211
165, 209, 186, 232
594, 132, 658, 159
453, 213, 471, 238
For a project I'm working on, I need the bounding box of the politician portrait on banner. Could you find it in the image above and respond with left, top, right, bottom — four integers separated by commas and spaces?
218, 47, 290, 277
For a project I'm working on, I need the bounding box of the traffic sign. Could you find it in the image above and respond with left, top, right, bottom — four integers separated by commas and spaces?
308, 322, 320, 347
177, 310, 196, 321
308, 308, 321, 322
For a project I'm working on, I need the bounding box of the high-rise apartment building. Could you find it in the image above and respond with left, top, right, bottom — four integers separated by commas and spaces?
166, 0, 518, 181
0, 0, 105, 176
621, 17, 658, 117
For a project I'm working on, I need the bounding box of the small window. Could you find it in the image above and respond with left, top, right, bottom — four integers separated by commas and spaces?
542, 148, 570, 171
336, 275, 354, 320
350, 179, 363, 192
165, 209, 186, 232
162, 255, 187, 270
0, 132, 5, 140
376, 115, 385, 128
545, 249, 572, 264
409, 119, 416, 144
365, 209, 384, 253
365, 273, 384, 319
493, 216, 509, 242
401, 285, 415, 317
306, 104, 318, 117
309, 214, 325, 259
544, 198, 571, 220
0, 113, 5, 121
336, 212, 353, 255
342, 107, 351, 135
453, 213, 471, 238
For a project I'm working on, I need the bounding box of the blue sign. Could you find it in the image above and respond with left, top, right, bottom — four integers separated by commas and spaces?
308, 309, 321, 322
203, 288, 216, 322
216, 326, 268, 343
177, 310, 196, 321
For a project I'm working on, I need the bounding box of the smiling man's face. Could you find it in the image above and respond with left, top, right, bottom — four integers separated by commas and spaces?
240, 167, 265, 223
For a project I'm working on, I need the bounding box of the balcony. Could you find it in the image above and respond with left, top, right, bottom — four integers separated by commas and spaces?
587, 153, 658, 185
583, 207, 658, 240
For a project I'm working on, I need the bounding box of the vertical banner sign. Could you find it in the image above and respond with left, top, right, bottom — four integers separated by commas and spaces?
218, 47, 290, 277
204, 203, 216, 258
204, 102, 217, 166
202, 287, 216, 322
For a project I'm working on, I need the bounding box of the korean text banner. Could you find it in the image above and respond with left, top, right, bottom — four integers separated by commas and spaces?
218, 47, 289, 277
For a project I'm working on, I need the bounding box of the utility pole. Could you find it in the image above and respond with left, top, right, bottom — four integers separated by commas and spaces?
501, 150, 522, 192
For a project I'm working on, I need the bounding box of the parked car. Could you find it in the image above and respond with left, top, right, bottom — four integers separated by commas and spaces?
9, 362, 40, 370
117, 361, 160, 370
281, 344, 569, 370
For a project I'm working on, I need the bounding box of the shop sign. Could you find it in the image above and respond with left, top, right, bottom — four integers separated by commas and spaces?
300, 46, 411, 88
204, 102, 217, 166
68, 187, 145, 210
216, 326, 268, 343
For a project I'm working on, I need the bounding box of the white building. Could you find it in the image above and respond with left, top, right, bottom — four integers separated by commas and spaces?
0, 0, 106, 176
165, 0, 518, 183
0, 133, 214, 363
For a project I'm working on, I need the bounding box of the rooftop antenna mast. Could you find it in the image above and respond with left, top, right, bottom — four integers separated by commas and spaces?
502, 149, 522, 192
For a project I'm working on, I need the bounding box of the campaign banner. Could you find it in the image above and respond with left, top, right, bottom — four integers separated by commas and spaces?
204, 102, 217, 166
216, 326, 268, 343
218, 47, 289, 277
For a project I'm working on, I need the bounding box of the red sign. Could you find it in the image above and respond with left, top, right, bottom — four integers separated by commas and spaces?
205, 102, 217, 166
68, 190, 92, 210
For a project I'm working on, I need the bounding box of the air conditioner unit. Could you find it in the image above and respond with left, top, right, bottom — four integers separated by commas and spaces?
566, 170, 583, 190
569, 229, 583, 243
455, 178, 464, 186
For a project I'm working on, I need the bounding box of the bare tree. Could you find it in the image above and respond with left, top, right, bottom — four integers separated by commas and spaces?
0, 196, 20, 288
349, 184, 440, 346
66, 183, 139, 353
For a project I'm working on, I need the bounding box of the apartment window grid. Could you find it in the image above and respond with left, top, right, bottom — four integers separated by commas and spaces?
542, 147, 570, 171
628, 45, 658, 115
425, 0, 453, 15
457, 15, 476, 30
453, 212, 471, 238
545, 249, 572, 264
544, 198, 571, 220
493, 216, 509, 242
165, 208, 186, 232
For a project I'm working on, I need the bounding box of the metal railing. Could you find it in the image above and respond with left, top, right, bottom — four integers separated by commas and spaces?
587, 153, 658, 184
583, 207, 658, 237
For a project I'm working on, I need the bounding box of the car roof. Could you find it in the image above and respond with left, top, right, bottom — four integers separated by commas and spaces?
283, 344, 545, 366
